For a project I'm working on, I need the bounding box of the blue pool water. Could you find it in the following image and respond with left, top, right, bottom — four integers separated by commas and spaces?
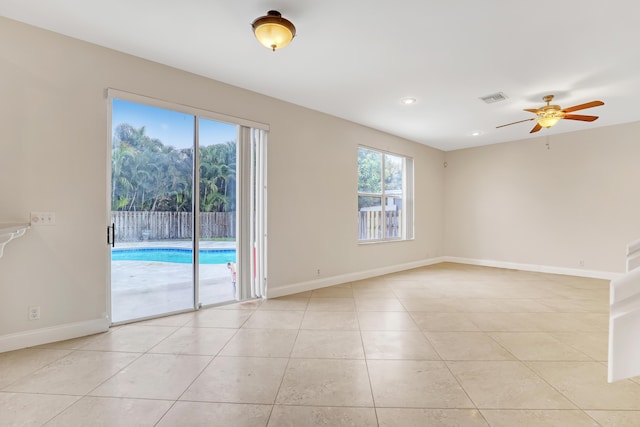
112, 248, 236, 264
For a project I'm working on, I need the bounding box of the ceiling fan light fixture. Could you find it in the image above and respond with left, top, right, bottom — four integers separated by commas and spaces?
252, 10, 296, 51
536, 108, 565, 128
537, 116, 561, 128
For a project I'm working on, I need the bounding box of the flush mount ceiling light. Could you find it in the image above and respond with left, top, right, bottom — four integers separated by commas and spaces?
401, 97, 417, 105
252, 10, 296, 51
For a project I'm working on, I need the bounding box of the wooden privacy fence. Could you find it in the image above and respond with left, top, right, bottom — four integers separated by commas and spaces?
111, 211, 235, 241
358, 210, 401, 240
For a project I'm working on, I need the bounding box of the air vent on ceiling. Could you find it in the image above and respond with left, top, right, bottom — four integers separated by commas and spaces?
479, 92, 508, 104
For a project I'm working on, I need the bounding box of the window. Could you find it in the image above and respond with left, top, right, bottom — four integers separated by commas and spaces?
358, 146, 414, 242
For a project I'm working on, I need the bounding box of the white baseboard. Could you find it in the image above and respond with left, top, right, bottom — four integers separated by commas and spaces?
266, 257, 447, 298
0, 317, 110, 353
442, 256, 622, 281
266, 255, 620, 299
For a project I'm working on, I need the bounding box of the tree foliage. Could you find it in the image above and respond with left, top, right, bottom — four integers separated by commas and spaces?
357, 148, 403, 209
111, 123, 236, 213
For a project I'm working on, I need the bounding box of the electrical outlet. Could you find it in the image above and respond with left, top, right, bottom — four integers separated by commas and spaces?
28, 306, 40, 320
316, 269, 321, 276
30, 211, 56, 226
579, 260, 585, 267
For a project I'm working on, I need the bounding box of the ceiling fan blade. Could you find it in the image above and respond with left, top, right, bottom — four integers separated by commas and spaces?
562, 100, 604, 113
529, 123, 542, 133
523, 108, 540, 113
496, 118, 535, 129
563, 114, 599, 122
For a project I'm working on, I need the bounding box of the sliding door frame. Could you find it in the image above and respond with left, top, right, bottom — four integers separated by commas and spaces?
106, 88, 269, 323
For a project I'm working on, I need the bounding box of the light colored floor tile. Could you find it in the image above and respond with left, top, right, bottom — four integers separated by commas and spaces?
358, 312, 419, 331
213, 299, 262, 310
550, 332, 608, 361
399, 298, 459, 312
451, 298, 555, 313
5, 351, 140, 395
531, 313, 608, 332
219, 328, 297, 357
148, 327, 236, 355
368, 360, 473, 408
311, 288, 354, 298
349, 276, 389, 289
527, 361, 640, 410
355, 298, 406, 312
333, 283, 353, 288
307, 298, 356, 312
258, 298, 309, 311
537, 298, 608, 312
268, 405, 377, 427
31, 332, 110, 351
283, 291, 312, 298
46, 396, 172, 426
1, 265, 624, 426
350, 281, 391, 291
391, 288, 445, 299
0, 348, 72, 389
0, 392, 79, 427
276, 359, 373, 406
157, 401, 271, 427
241, 310, 304, 329
90, 354, 211, 400
425, 332, 515, 360
466, 313, 543, 332
80, 325, 178, 352
292, 330, 364, 359
586, 410, 640, 427
134, 312, 196, 326
362, 331, 440, 360
352, 289, 397, 299
447, 361, 576, 409
386, 280, 427, 290
489, 332, 591, 361
188, 308, 253, 328
300, 311, 360, 330
182, 356, 288, 404
377, 408, 489, 427
480, 409, 600, 426
410, 312, 480, 332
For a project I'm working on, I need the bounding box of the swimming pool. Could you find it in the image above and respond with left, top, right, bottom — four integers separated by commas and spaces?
111, 248, 236, 264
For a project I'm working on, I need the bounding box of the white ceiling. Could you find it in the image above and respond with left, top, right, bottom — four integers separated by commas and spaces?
2, 0, 640, 151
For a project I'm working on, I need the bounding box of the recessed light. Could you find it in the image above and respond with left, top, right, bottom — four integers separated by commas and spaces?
401, 97, 417, 105
471, 131, 482, 136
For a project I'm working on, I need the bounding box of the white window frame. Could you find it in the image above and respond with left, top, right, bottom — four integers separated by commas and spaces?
357, 146, 414, 243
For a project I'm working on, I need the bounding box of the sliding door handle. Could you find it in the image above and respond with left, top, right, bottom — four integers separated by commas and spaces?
106, 223, 115, 247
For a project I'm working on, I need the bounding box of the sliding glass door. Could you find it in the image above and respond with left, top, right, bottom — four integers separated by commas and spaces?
108, 92, 266, 324
197, 118, 238, 306
110, 100, 196, 322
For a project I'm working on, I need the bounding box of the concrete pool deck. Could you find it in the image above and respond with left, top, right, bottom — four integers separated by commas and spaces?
111, 240, 237, 323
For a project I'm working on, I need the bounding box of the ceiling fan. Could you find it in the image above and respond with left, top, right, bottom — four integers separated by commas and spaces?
497, 95, 604, 134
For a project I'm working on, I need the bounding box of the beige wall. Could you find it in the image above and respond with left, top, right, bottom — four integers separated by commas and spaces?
0, 18, 444, 338
444, 122, 640, 274
3, 15, 636, 346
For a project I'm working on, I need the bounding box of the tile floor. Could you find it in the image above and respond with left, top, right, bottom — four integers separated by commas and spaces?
1, 263, 639, 426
